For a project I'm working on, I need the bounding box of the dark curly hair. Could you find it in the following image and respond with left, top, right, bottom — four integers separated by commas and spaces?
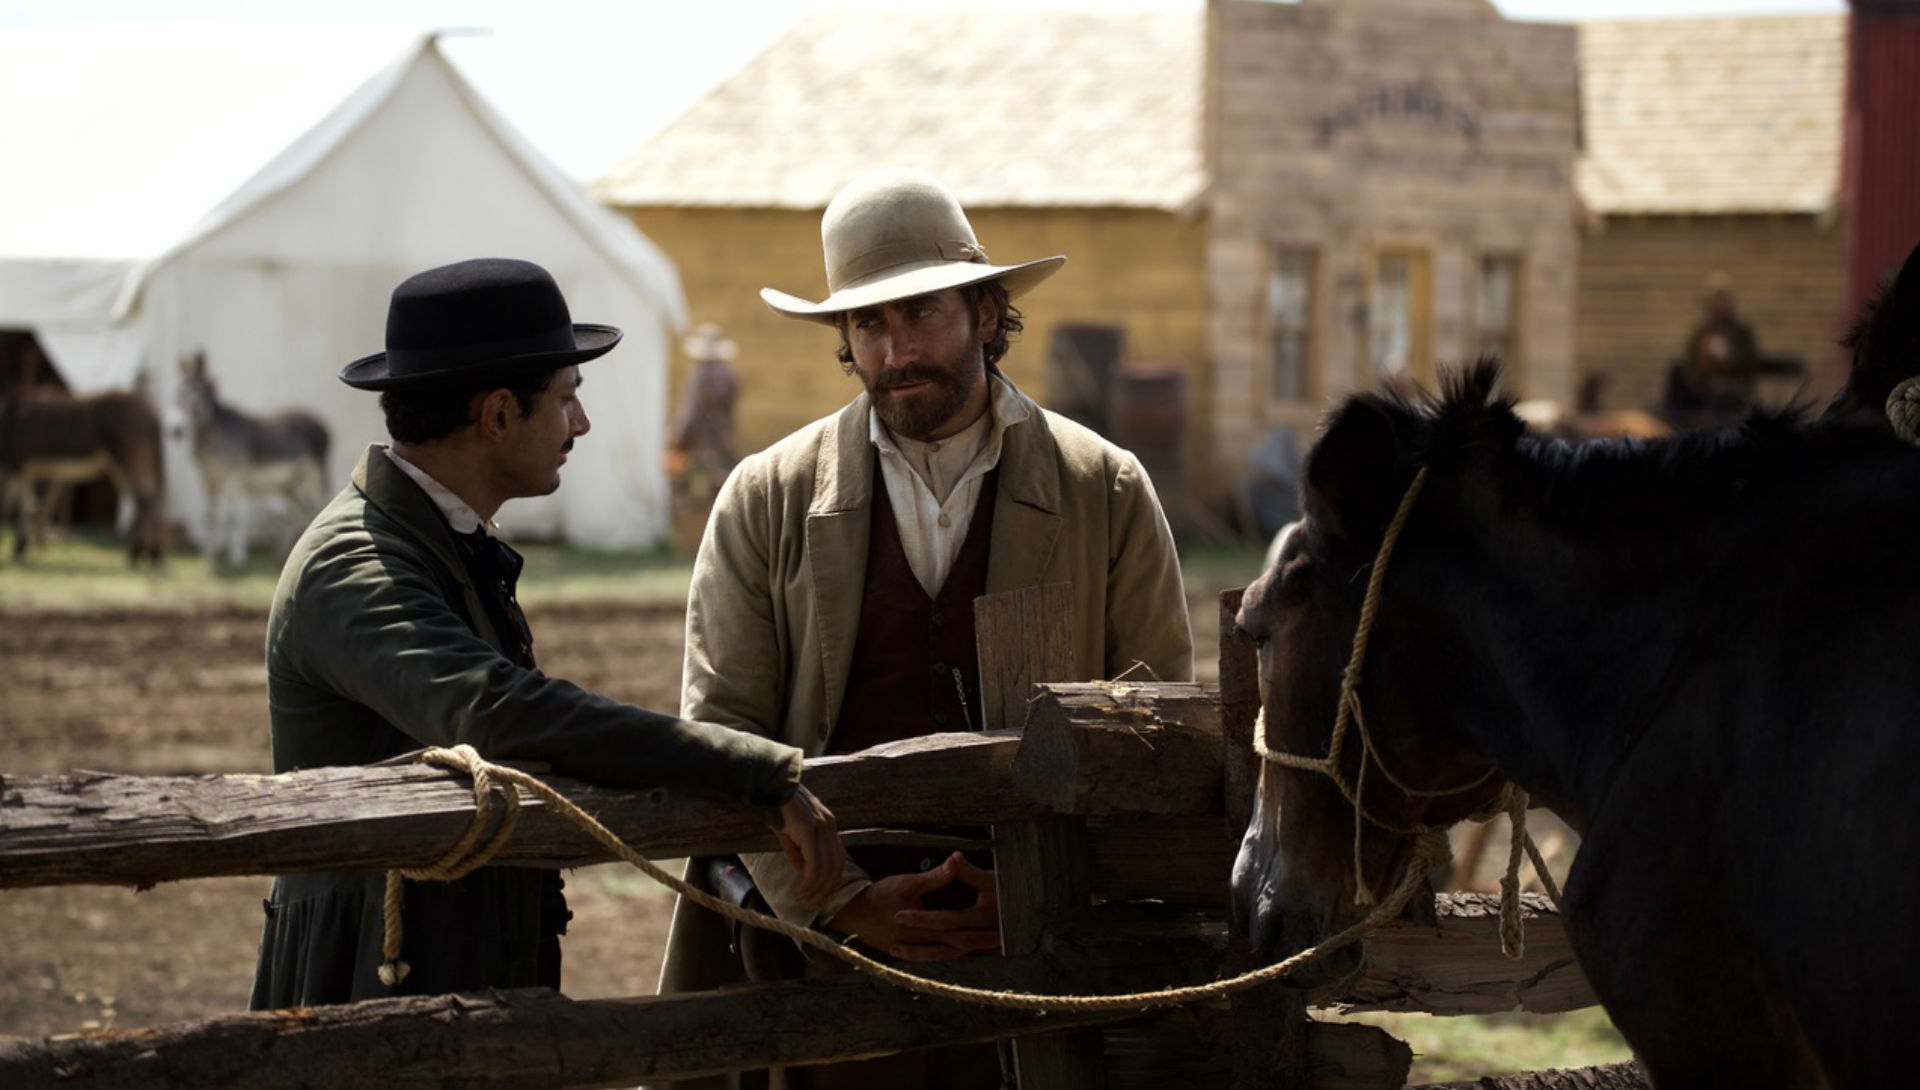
379, 366, 560, 444
834, 280, 1023, 376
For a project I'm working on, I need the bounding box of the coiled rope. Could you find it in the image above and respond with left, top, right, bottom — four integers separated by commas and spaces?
378, 743, 1453, 1011
1889, 376, 1920, 445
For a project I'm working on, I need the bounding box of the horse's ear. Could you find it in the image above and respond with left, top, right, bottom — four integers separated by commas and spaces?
1304, 397, 1405, 550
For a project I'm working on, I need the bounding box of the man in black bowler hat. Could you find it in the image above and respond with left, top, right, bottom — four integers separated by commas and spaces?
249, 257, 843, 1008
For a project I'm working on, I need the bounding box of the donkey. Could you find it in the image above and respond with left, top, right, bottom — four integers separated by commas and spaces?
0, 388, 168, 566
173, 352, 330, 567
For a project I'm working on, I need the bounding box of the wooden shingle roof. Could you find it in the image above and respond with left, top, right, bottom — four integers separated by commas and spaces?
1575, 14, 1845, 216
591, 9, 1202, 210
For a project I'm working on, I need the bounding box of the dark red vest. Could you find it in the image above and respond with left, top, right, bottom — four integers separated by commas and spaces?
830, 462, 998, 755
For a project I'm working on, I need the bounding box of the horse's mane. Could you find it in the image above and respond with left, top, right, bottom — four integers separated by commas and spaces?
1362, 360, 1906, 535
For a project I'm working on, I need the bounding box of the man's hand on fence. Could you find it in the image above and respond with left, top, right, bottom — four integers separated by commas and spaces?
828, 852, 1002, 962
772, 783, 843, 909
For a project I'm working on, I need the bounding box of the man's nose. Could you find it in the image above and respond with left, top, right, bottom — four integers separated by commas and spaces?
881, 321, 918, 369
573, 404, 592, 436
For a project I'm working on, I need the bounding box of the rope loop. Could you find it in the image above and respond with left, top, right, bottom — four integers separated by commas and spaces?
379, 743, 524, 987
368, 743, 1460, 1011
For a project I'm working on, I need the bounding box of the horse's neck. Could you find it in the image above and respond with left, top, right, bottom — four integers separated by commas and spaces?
1421, 537, 1725, 834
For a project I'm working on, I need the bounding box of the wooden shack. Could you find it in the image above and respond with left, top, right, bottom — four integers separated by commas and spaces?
1575, 14, 1849, 408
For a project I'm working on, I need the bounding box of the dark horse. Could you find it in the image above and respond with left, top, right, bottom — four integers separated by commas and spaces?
0, 388, 168, 566
1231, 264, 1920, 1084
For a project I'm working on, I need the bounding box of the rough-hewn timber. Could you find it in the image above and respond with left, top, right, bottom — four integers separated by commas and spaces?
1413, 1059, 1650, 1090
0, 943, 1425, 1090
1010, 682, 1224, 816
0, 731, 1034, 889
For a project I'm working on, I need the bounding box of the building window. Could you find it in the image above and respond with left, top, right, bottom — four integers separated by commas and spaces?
1477, 256, 1521, 368
1369, 254, 1413, 378
1268, 247, 1315, 403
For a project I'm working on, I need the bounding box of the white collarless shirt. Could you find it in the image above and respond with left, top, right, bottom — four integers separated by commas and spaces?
869, 375, 1030, 598
383, 446, 493, 536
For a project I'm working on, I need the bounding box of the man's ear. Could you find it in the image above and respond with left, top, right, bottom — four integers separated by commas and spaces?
974, 293, 1000, 344
1303, 398, 1404, 551
473, 388, 516, 441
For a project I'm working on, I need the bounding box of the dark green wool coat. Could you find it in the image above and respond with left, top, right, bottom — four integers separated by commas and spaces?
249, 445, 801, 1008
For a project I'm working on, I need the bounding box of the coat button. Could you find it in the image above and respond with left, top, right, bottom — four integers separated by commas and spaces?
931, 660, 947, 674
934, 711, 949, 726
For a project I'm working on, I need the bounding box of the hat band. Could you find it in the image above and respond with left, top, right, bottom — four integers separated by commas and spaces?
832, 238, 989, 291
386, 325, 578, 375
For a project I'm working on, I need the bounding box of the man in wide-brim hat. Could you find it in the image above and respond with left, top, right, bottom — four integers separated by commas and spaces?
659, 169, 1194, 1088
250, 257, 842, 1011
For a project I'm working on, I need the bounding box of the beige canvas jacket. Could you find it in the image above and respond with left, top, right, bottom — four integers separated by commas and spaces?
658, 378, 1193, 997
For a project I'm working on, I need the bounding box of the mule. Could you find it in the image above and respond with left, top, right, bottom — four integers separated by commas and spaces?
173, 352, 330, 567
0, 388, 168, 566
1230, 359, 1920, 1087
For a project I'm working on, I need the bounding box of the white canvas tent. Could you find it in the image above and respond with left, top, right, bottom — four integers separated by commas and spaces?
0, 25, 684, 549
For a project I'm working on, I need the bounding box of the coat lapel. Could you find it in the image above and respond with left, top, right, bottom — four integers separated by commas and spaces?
985, 383, 1064, 594
352, 445, 502, 650
806, 398, 875, 733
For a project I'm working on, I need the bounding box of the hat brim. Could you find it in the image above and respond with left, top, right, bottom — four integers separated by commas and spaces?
761, 255, 1065, 325
340, 324, 623, 390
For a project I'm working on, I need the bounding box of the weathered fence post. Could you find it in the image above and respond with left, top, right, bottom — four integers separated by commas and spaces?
978, 582, 1105, 1090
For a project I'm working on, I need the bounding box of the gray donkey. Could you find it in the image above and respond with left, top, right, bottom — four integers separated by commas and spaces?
174, 352, 330, 567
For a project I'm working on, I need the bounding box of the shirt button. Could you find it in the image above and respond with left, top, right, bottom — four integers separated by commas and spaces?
937, 513, 951, 528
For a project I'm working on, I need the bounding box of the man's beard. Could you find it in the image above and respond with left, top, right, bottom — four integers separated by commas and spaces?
864, 353, 984, 442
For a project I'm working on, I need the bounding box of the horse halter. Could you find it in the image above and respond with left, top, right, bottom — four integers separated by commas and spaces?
1251, 465, 1504, 905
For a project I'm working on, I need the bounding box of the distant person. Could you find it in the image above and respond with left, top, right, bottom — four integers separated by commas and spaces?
1666, 273, 1761, 421
656, 167, 1192, 1089
249, 257, 842, 1008
667, 322, 743, 508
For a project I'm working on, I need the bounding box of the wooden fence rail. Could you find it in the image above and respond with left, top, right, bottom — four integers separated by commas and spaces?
0, 587, 1611, 1089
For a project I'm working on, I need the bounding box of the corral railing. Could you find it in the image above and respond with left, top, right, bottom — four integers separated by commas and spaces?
0, 588, 1615, 1089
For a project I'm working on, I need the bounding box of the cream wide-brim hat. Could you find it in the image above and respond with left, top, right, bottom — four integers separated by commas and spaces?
761, 167, 1065, 325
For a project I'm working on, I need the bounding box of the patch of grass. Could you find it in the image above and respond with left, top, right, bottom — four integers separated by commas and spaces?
1329, 1007, 1632, 1084
1, 535, 1271, 613
0, 531, 696, 612
1178, 542, 1270, 597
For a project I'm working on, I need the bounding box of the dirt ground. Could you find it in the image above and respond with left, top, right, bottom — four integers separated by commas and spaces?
0, 601, 700, 1041
0, 597, 1231, 1043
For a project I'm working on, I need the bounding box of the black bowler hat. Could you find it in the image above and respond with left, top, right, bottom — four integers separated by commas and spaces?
340, 258, 622, 390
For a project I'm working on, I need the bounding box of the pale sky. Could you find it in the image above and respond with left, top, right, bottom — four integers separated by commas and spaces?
1, 0, 1848, 183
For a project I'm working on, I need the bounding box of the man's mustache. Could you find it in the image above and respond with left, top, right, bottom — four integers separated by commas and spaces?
561, 439, 575, 453
876, 367, 948, 391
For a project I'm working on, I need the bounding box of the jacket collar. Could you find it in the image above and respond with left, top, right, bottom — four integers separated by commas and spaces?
810, 375, 1061, 519
351, 443, 475, 586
